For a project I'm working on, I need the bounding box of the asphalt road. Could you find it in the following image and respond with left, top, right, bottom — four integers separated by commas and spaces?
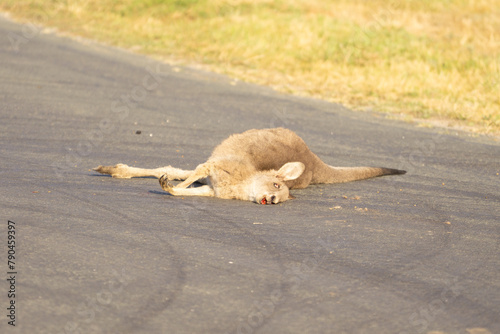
1, 15, 499, 334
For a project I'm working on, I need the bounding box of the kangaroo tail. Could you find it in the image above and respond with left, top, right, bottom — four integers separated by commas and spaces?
314, 165, 406, 184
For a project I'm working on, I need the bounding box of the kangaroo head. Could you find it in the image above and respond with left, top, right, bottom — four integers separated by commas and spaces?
250, 162, 305, 205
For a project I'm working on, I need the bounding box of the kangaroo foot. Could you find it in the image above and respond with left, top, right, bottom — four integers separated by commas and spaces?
93, 164, 131, 178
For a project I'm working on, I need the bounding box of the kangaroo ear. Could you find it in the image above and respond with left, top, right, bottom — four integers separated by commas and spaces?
276, 162, 305, 181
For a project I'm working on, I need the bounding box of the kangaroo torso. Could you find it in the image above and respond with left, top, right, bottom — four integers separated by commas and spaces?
208, 128, 328, 189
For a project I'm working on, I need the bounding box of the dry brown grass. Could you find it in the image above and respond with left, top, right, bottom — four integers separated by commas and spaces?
2, 0, 499, 134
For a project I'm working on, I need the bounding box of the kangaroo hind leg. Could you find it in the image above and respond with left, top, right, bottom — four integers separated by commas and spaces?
93, 163, 192, 180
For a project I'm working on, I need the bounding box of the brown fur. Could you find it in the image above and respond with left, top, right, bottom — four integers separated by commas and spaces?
93, 128, 405, 204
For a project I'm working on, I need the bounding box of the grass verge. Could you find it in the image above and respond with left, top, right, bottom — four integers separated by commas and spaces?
2, 0, 499, 134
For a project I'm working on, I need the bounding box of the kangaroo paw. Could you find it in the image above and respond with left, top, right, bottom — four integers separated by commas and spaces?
159, 174, 173, 192
93, 164, 131, 178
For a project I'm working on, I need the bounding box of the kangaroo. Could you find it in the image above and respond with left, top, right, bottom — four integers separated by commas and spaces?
93, 128, 406, 205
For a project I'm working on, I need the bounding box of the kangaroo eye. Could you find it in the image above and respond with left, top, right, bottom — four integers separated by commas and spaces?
274, 183, 280, 189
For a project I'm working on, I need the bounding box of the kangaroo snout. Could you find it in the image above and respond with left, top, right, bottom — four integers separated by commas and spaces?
259, 194, 278, 205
